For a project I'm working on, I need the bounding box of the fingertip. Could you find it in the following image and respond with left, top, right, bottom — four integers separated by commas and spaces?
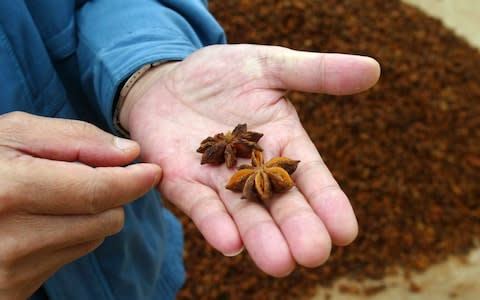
328, 192, 359, 246
264, 257, 296, 278
243, 222, 295, 277
114, 137, 140, 153
360, 55, 381, 89
222, 246, 245, 257
152, 171, 162, 189
282, 213, 332, 268
108, 207, 126, 235
145, 163, 162, 188
123, 163, 162, 192
325, 54, 382, 95
269, 265, 295, 278
332, 214, 358, 246
312, 187, 359, 246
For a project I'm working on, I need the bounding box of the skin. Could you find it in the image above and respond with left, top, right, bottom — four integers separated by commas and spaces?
0, 112, 161, 299
120, 44, 381, 277
0, 44, 379, 298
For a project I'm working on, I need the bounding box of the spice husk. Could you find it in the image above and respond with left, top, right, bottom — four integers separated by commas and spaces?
225, 150, 300, 201
197, 123, 263, 168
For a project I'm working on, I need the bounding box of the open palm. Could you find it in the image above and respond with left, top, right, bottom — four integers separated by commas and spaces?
125, 44, 380, 276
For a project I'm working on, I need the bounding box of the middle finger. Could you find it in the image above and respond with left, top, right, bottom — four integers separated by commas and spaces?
219, 186, 295, 277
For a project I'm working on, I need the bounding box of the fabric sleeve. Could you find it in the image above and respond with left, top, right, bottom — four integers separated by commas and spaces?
75, 0, 226, 132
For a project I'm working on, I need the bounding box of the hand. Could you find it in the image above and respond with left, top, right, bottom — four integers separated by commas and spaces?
0, 112, 160, 299
121, 44, 381, 276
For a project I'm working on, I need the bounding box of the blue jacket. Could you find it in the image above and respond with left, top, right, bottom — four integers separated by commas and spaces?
0, 0, 225, 299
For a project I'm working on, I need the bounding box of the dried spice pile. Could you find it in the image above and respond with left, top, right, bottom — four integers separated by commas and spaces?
172, 1, 480, 299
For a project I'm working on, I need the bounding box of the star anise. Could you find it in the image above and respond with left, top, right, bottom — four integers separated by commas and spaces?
225, 150, 300, 202
196, 124, 263, 168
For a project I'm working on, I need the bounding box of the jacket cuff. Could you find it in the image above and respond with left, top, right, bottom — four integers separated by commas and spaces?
77, 29, 198, 133
75, 0, 226, 134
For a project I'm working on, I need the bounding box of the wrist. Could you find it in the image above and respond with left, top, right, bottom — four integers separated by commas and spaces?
114, 61, 178, 136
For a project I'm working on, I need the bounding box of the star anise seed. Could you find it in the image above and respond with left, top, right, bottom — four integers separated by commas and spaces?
225, 150, 300, 202
197, 124, 263, 168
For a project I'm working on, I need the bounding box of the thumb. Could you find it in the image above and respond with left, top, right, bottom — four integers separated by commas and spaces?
0, 112, 139, 166
253, 45, 381, 95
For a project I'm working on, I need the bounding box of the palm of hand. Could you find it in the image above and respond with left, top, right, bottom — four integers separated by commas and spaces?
127, 44, 380, 276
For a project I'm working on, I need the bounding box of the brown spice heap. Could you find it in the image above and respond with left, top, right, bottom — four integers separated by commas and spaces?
197, 123, 263, 168
225, 150, 300, 201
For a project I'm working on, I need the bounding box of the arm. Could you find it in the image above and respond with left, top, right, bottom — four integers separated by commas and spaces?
75, 0, 225, 133
77, 0, 381, 277
116, 45, 380, 276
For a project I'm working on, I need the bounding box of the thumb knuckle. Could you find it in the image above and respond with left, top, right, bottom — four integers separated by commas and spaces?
0, 111, 31, 145
68, 119, 104, 139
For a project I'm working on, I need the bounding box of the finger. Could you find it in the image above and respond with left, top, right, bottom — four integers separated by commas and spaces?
162, 179, 243, 255
218, 187, 295, 277
2, 155, 161, 214
282, 129, 358, 246
253, 45, 381, 95
54, 238, 104, 265
0, 238, 103, 296
0, 208, 123, 260
0, 111, 140, 167
266, 189, 332, 268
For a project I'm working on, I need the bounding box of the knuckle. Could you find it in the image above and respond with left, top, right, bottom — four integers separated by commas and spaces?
0, 111, 30, 125
0, 111, 30, 139
68, 119, 101, 139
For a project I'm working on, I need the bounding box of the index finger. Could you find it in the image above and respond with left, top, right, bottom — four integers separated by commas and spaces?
2, 154, 161, 215
281, 127, 358, 246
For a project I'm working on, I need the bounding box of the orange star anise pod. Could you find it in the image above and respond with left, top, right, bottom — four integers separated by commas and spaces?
197, 124, 263, 168
225, 150, 300, 202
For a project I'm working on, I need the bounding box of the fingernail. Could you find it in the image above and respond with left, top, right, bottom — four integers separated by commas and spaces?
222, 247, 245, 257
114, 137, 137, 151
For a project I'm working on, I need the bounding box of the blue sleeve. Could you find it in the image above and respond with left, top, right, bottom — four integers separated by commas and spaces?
75, 0, 226, 132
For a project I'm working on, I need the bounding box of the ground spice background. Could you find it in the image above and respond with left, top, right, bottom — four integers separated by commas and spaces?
172, 1, 480, 299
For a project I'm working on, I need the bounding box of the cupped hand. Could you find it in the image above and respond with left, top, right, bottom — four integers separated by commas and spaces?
0, 112, 160, 299
122, 44, 381, 276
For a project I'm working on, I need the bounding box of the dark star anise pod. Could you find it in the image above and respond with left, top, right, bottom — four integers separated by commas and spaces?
225, 150, 300, 202
197, 124, 263, 168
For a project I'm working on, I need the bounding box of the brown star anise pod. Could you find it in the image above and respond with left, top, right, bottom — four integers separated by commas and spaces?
196, 124, 263, 168
225, 150, 300, 202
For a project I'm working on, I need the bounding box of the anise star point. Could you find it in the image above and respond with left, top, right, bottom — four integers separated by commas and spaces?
196, 123, 263, 168
225, 150, 300, 202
